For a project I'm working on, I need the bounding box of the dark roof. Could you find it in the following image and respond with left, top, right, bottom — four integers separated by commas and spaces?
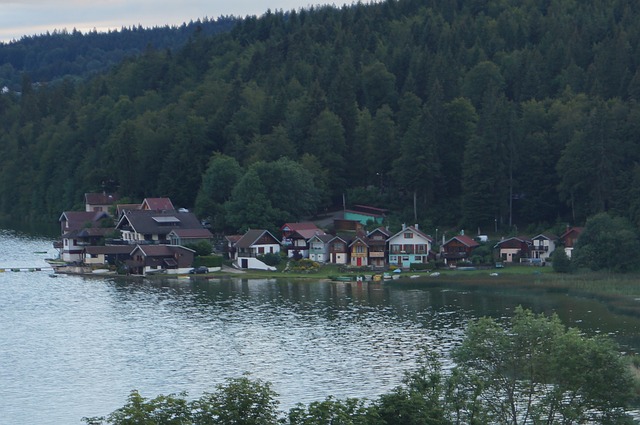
352, 204, 388, 213
282, 222, 320, 231
444, 235, 480, 248
308, 233, 334, 243
560, 227, 584, 239
367, 227, 391, 237
62, 227, 113, 239
328, 235, 348, 244
225, 234, 242, 243
168, 228, 213, 238
349, 235, 369, 247
116, 210, 205, 236
281, 222, 325, 239
59, 211, 110, 231
494, 237, 532, 248
85, 192, 119, 205
532, 233, 558, 241
234, 229, 280, 249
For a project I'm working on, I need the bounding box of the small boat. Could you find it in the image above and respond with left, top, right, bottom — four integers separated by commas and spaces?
330, 275, 354, 282
45, 259, 67, 266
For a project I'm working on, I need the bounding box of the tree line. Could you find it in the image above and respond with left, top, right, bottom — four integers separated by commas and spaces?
2, 0, 640, 236
0, 17, 238, 91
83, 308, 637, 425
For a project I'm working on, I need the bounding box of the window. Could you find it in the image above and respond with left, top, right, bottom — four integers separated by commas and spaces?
404, 232, 413, 239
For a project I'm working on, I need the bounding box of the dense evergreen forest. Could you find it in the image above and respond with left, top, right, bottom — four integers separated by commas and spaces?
0, 17, 238, 90
2, 0, 640, 236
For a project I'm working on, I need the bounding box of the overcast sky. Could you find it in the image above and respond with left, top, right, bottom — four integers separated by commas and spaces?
0, 0, 352, 43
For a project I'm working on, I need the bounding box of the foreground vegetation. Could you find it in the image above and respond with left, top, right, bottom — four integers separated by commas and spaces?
83, 307, 638, 425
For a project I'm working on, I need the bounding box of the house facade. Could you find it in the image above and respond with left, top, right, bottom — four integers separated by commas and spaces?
349, 235, 369, 267
116, 209, 206, 245
308, 234, 333, 263
441, 235, 480, 266
127, 244, 195, 275
281, 222, 325, 258
231, 229, 280, 270
531, 234, 557, 262
387, 225, 432, 268
367, 227, 389, 268
168, 228, 214, 247
494, 237, 532, 263
84, 245, 133, 266
560, 227, 584, 258
58, 211, 111, 262
85, 192, 119, 214
327, 236, 349, 265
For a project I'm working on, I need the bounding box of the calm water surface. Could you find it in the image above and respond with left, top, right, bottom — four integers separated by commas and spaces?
1, 229, 640, 424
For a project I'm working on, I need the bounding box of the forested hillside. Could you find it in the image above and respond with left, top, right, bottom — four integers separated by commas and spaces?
2, 0, 640, 235
0, 17, 238, 90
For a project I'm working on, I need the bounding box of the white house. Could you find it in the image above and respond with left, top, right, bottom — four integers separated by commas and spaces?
387, 224, 432, 268
231, 229, 280, 270
531, 234, 557, 262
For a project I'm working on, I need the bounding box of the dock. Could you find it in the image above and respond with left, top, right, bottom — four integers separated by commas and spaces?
0, 267, 55, 273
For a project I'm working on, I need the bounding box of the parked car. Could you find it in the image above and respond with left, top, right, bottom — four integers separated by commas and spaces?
189, 266, 209, 274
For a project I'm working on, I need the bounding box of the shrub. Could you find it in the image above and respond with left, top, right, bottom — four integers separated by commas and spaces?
258, 252, 281, 267
193, 255, 223, 268
551, 248, 571, 273
184, 241, 213, 257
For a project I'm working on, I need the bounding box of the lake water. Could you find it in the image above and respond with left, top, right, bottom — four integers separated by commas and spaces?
2, 229, 640, 424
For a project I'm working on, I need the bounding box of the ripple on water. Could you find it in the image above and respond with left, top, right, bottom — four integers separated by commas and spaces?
3, 233, 640, 423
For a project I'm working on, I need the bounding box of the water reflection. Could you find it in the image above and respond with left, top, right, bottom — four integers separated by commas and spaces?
3, 233, 640, 425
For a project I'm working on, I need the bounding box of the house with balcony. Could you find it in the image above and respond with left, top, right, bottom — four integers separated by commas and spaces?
127, 244, 195, 275
494, 237, 532, 263
531, 233, 557, 262
84, 245, 134, 266
387, 224, 432, 268
281, 222, 325, 258
441, 234, 480, 266
58, 210, 111, 262
349, 234, 370, 267
308, 233, 334, 263
115, 209, 205, 245
230, 229, 280, 270
367, 227, 390, 268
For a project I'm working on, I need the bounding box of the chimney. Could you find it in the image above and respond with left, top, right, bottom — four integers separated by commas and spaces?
415, 223, 419, 230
